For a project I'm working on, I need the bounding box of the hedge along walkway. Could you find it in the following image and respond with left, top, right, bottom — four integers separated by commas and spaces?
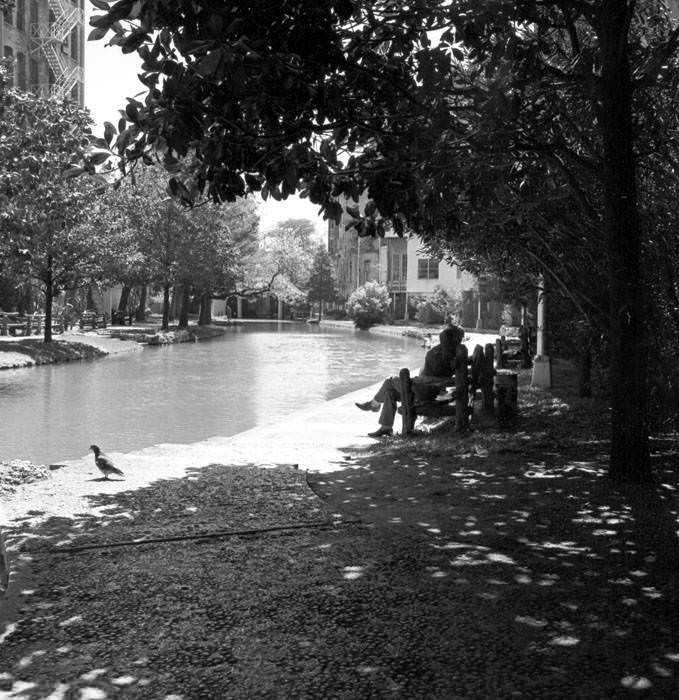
1, 362, 679, 698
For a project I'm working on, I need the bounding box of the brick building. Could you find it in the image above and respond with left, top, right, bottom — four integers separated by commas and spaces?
0, 0, 85, 103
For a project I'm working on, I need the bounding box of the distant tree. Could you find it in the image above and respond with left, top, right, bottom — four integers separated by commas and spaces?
307, 245, 337, 320
259, 219, 317, 309
0, 61, 103, 341
178, 197, 260, 326
82, 189, 151, 322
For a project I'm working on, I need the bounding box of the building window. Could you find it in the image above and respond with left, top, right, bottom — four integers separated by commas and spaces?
390, 252, 407, 281
417, 258, 439, 280
70, 26, 78, 60
30, 0, 38, 28
17, 52, 26, 90
17, 0, 25, 31
362, 258, 372, 284
29, 58, 39, 91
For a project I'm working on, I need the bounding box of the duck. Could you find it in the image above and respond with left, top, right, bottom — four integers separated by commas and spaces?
89, 445, 125, 480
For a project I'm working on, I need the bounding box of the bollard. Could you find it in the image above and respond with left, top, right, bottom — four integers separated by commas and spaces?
494, 370, 518, 418
495, 338, 505, 369
483, 343, 495, 414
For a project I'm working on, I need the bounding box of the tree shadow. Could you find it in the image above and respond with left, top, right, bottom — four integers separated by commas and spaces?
1, 363, 678, 698
0, 463, 350, 699
302, 365, 679, 697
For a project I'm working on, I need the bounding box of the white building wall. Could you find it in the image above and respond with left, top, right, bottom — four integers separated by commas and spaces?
406, 237, 476, 297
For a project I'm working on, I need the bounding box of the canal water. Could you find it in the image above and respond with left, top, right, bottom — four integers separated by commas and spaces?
0, 323, 425, 465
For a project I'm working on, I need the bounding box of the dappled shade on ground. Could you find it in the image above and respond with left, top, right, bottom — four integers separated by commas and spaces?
1, 364, 678, 698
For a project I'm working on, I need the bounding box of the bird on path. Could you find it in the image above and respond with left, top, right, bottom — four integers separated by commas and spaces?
89, 445, 125, 480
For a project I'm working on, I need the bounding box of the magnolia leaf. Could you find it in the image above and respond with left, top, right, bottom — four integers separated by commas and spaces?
63, 166, 85, 179
88, 26, 109, 41
125, 103, 139, 122
89, 151, 111, 166
196, 50, 222, 77
103, 121, 116, 146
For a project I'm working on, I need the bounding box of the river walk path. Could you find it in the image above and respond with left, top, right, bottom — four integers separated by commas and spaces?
1, 327, 679, 698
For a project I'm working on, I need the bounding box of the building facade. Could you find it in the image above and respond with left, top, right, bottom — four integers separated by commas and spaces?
0, 0, 85, 103
327, 192, 381, 300
328, 195, 506, 329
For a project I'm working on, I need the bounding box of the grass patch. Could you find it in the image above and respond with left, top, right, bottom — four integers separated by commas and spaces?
0, 339, 107, 366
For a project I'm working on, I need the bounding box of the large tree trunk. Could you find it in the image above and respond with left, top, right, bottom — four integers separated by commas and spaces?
161, 283, 171, 331
170, 285, 181, 321
578, 346, 592, 399
598, 4, 651, 482
178, 285, 191, 328
135, 284, 147, 322
199, 292, 212, 326
117, 285, 132, 313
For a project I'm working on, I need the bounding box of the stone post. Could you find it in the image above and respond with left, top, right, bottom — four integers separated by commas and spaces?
531, 276, 552, 388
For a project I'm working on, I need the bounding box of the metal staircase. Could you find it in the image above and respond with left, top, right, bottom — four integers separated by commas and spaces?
31, 0, 83, 100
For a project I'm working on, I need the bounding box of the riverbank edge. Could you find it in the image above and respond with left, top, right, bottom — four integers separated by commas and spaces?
0, 324, 228, 372
318, 318, 500, 343
0, 319, 495, 482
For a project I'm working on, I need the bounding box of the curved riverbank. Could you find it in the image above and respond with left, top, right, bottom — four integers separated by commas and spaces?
0, 324, 226, 371
0, 337, 109, 369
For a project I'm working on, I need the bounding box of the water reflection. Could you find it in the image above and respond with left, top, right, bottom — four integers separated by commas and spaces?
0, 323, 424, 464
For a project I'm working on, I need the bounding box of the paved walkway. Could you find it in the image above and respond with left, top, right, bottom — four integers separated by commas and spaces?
1, 377, 679, 698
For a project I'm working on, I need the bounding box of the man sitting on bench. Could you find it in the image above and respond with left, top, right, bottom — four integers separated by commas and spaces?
355, 325, 465, 437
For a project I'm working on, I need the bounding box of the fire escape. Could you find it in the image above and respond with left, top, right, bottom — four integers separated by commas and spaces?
31, 0, 83, 100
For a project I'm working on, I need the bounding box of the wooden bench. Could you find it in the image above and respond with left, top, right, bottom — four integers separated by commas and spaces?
1, 313, 63, 336
31, 313, 64, 335
496, 325, 536, 369
111, 310, 135, 326
79, 312, 107, 330
1, 313, 25, 336
399, 343, 498, 435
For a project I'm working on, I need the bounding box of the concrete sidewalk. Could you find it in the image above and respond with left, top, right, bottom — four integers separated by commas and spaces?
2, 379, 679, 698
0, 381, 401, 699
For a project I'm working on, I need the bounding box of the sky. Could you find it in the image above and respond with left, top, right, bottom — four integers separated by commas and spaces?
83, 15, 328, 241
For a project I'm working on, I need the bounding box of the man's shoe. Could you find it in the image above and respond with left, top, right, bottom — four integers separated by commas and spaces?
368, 427, 393, 438
356, 400, 379, 412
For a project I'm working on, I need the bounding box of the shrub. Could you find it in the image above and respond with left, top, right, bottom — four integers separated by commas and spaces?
415, 286, 461, 325
346, 281, 390, 329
